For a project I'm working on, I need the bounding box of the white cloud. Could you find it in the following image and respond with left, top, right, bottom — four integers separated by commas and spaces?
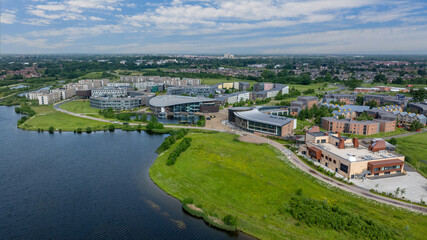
23, 18, 52, 26
25, 0, 125, 22
1, 35, 72, 49
119, 0, 378, 32
1, 10, 16, 24
89, 16, 105, 21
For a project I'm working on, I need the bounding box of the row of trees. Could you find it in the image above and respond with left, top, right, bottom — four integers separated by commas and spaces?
156, 129, 190, 153
166, 137, 192, 166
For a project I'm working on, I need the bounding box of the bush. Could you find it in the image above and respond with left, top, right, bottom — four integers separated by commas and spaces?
288, 196, 399, 239
108, 124, 115, 132
156, 129, 189, 153
222, 215, 238, 226
17, 116, 28, 125
183, 197, 194, 204
167, 137, 192, 166
48, 126, 54, 134
85, 127, 92, 133
76, 128, 82, 134
388, 138, 397, 145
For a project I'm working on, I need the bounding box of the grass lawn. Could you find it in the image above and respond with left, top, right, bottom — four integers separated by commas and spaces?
288, 83, 339, 92
60, 100, 100, 114
19, 105, 112, 131
296, 119, 313, 130
78, 72, 104, 79
395, 132, 427, 177
150, 132, 427, 240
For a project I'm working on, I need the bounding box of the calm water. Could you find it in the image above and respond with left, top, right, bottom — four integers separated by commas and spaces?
0, 106, 252, 240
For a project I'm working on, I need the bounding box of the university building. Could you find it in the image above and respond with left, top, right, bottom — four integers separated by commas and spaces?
321, 117, 396, 135
228, 107, 296, 137
300, 126, 405, 179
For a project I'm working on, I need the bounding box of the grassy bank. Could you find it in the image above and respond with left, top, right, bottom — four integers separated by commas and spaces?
395, 133, 427, 177
60, 100, 100, 114
150, 132, 427, 239
18, 105, 113, 131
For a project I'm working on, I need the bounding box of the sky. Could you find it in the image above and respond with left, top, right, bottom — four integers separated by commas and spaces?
1, 0, 427, 55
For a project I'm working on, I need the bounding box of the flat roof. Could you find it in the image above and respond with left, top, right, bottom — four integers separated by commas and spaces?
368, 159, 404, 166
234, 109, 293, 127
310, 142, 401, 162
149, 95, 214, 107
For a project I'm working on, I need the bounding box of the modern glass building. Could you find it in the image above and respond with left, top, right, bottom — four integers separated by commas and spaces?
148, 95, 219, 116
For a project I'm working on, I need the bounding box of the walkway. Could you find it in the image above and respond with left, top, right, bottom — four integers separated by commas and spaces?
53, 100, 427, 213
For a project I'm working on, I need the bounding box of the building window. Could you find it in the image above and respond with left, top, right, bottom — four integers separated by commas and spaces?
340, 163, 348, 173
374, 168, 380, 172
321, 139, 326, 143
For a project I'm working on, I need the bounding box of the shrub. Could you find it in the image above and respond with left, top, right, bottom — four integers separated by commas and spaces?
17, 116, 28, 125
48, 126, 54, 134
108, 124, 115, 132
388, 138, 397, 145
183, 197, 194, 204
156, 129, 189, 153
222, 215, 238, 226
167, 137, 192, 166
85, 127, 92, 133
76, 128, 82, 134
288, 196, 399, 239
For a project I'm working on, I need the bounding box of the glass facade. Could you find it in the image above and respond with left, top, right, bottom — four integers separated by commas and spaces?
247, 121, 279, 135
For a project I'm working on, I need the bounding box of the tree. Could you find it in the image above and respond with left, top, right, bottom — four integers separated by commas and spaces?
356, 96, 364, 105
338, 114, 346, 119
48, 126, 54, 134
366, 100, 378, 108
374, 73, 387, 83
357, 112, 374, 121
388, 138, 397, 145
261, 70, 276, 80
411, 89, 427, 102
410, 120, 423, 131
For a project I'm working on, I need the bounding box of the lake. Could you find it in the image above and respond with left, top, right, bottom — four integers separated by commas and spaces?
0, 106, 252, 240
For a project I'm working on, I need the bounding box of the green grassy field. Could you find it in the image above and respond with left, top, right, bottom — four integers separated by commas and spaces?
395, 132, 427, 177
342, 127, 408, 139
19, 105, 112, 131
60, 100, 100, 114
288, 83, 339, 92
150, 132, 427, 239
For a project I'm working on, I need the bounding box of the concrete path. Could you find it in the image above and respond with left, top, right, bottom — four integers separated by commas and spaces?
53, 100, 427, 213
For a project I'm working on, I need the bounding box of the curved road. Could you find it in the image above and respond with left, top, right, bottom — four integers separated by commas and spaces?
54, 100, 426, 214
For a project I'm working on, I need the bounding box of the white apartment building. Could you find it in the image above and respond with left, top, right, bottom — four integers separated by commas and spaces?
91, 87, 127, 98
38, 92, 61, 105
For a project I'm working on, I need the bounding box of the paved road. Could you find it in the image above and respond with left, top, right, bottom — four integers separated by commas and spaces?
53, 100, 426, 213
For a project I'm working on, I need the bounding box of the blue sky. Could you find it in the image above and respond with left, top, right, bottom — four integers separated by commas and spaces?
1, 0, 427, 54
